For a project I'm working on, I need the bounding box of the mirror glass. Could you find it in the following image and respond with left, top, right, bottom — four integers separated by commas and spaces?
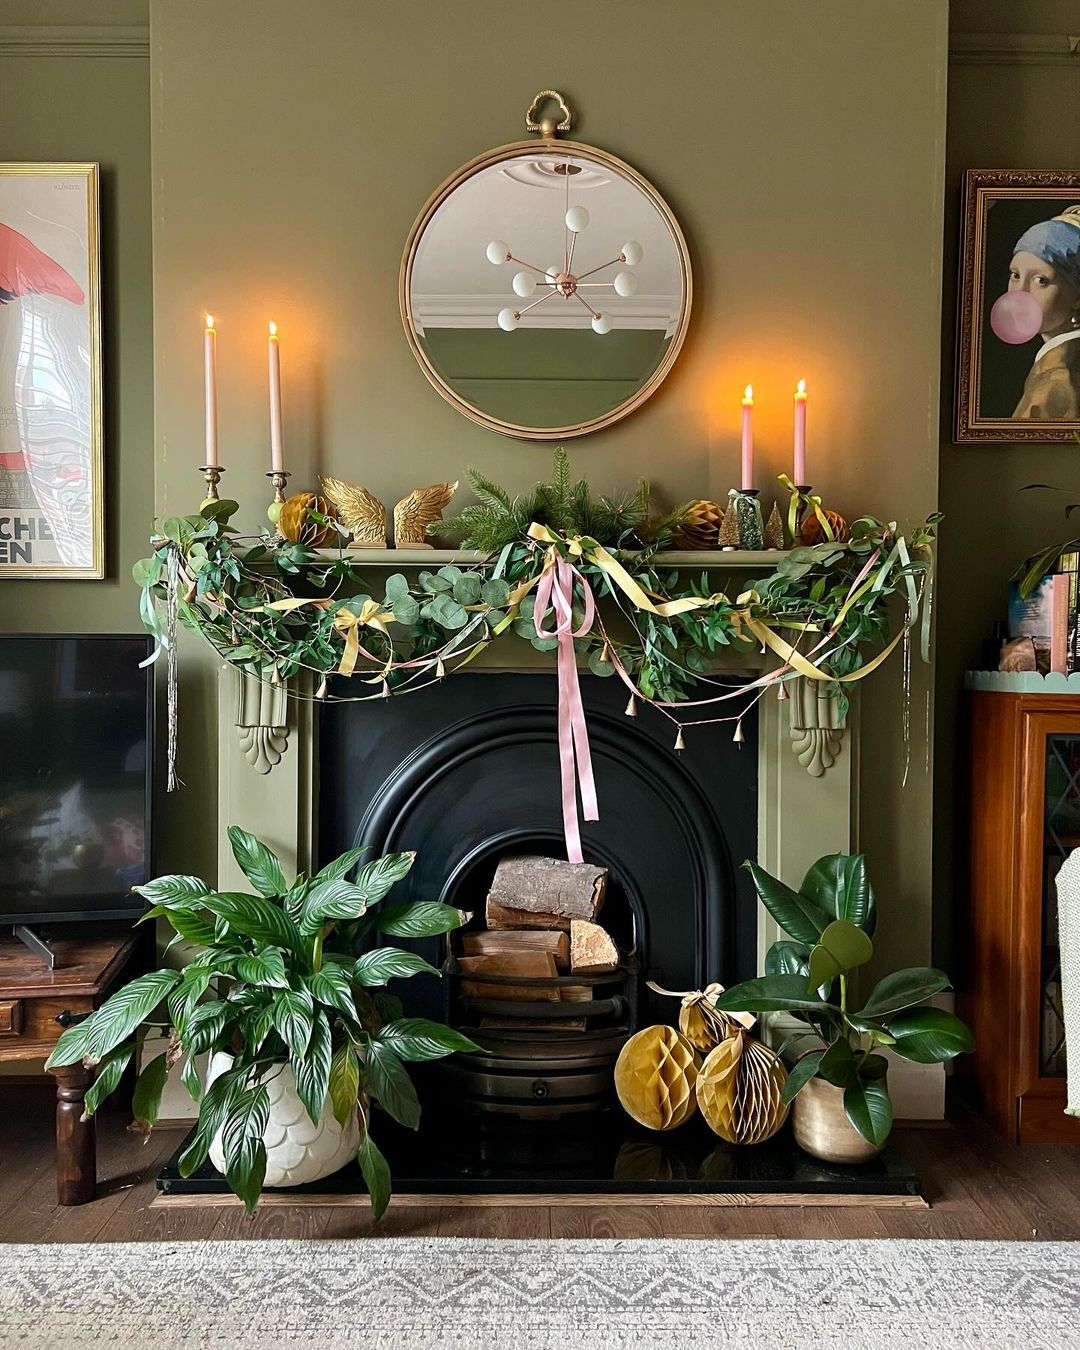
402, 144, 691, 439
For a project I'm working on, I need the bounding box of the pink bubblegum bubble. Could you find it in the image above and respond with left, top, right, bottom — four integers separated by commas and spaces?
990, 290, 1043, 344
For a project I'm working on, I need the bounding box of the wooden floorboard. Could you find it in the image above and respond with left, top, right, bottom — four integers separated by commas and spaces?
2, 1085, 1078, 1243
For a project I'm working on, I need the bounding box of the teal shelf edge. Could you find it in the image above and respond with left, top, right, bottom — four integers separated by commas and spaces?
964, 670, 1080, 694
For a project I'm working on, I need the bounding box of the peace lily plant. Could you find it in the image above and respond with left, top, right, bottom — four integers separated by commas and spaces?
45, 827, 477, 1217
713, 854, 974, 1150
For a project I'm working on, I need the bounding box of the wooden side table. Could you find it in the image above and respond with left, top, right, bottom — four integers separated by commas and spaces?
0, 930, 140, 1204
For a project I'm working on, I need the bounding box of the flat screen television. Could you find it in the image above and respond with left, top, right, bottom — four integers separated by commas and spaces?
0, 634, 153, 924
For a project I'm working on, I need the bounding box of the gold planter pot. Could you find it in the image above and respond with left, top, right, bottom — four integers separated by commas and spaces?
791, 1072, 890, 1164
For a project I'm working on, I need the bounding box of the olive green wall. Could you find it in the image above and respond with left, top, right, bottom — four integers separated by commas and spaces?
0, 4, 152, 631
934, 3, 1080, 964
149, 0, 947, 969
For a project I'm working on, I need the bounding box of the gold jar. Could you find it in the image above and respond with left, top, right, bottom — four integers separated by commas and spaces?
791, 1072, 889, 1164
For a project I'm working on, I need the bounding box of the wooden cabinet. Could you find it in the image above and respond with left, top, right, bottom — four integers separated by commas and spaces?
965, 690, 1080, 1144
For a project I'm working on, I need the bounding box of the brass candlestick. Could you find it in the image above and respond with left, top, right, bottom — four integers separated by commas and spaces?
266, 469, 291, 526
199, 464, 224, 508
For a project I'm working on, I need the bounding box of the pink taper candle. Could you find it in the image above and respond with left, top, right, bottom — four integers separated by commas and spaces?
793, 379, 808, 484
203, 315, 218, 468
268, 321, 284, 473
740, 384, 754, 490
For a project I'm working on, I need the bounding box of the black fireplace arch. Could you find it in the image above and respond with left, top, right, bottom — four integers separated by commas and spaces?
318, 673, 758, 1021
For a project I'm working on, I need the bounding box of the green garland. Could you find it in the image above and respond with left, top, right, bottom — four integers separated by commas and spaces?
135, 452, 938, 731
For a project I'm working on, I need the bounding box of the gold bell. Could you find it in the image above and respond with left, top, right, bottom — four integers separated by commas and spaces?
776, 680, 788, 701
380, 678, 391, 699
598, 643, 612, 664
733, 720, 745, 746
436, 656, 446, 680
674, 728, 686, 752
315, 678, 329, 700
624, 695, 638, 718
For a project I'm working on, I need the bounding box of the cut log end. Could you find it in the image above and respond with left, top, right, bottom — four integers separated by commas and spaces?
570, 919, 619, 974
487, 855, 608, 923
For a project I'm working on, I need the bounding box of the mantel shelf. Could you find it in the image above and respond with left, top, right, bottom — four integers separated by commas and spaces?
300, 548, 790, 567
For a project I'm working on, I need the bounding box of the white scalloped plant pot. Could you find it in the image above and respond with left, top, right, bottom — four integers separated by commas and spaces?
207, 1052, 360, 1187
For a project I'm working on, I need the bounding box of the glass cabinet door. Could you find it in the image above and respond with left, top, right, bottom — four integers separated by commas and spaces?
1041, 733, 1080, 1077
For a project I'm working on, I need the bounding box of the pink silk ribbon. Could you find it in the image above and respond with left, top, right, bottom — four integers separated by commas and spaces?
534, 553, 598, 864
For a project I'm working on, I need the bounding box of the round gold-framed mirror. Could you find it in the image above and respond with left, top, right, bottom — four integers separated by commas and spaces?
400, 104, 692, 441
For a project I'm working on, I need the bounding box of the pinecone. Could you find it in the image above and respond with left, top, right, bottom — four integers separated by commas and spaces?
675, 499, 725, 550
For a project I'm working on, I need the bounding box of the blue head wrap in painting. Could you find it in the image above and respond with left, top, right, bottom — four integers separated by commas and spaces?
1014, 207, 1080, 295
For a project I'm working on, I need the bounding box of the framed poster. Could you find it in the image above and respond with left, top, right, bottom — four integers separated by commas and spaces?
956, 169, 1080, 443
0, 163, 102, 577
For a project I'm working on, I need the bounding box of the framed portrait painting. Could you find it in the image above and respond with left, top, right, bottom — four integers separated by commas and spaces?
956, 170, 1080, 443
0, 163, 103, 577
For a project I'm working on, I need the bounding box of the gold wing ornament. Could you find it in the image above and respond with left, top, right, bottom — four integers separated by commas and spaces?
319, 476, 386, 548
393, 481, 458, 548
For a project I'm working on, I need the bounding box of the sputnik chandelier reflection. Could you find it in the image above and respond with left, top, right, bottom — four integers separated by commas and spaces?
486, 179, 642, 335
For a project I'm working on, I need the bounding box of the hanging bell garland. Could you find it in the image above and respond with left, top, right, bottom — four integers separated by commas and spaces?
696, 1027, 789, 1146
614, 1025, 700, 1131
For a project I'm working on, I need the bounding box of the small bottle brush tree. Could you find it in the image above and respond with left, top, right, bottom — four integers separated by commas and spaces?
46, 827, 478, 1217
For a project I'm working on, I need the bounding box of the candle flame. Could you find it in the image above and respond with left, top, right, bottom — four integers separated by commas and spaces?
743, 384, 753, 401
268, 321, 278, 337
205, 314, 215, 330
796, 379, 807, 396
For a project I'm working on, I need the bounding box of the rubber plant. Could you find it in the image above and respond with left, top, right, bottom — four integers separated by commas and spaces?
712, 854, 974, 1150
44, 827, 477, 1217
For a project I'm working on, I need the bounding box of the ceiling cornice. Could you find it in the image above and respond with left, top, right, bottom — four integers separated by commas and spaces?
0, 25, 150, 59
950, 32, 1080, 66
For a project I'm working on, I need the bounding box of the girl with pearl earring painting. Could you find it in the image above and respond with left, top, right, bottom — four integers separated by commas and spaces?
990, 206, 1080, 421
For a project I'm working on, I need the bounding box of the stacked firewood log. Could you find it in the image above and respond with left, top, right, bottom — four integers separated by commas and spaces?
458, 856, 620, 1032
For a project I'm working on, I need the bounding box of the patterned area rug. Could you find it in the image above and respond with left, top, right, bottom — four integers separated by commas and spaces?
2, 1237, 1079, 1349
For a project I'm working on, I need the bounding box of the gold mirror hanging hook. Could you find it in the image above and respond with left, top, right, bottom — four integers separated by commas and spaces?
525, 90, 573, 138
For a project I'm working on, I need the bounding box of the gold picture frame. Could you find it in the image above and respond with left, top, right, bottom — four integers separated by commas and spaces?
0, 162, 103, 577
956, 169, 1080, 443
400, 137, 693, 442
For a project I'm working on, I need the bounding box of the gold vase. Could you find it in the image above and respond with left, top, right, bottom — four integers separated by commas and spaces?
791, 1072, 889, 1164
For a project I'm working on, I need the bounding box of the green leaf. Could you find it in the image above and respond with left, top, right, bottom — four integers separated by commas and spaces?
294, 1009, 333, 1125
314, 846, 371, 883
235, 946, 289, 989
588, 648, 616, 677
481, 577, 510, 607
134, 875, 210, 907
366, 1040, 421, 1129
353, 948, 442, 986
200, 497, 239, 522
781, 1049, 824, 1105
375, 902, 464, 938
843, 1075, 893, 1147
206, 892, 304, 952
184, 1001, 236, 1054
390, 595, 419, 625
131, 1051, 172, 1129
165, 908, 218, 947
220, 1085, 270, 1214
132, 556, 164, 588
227, 825, 288, 898
81, 1042, 135, 1117
45, 970, 182, 1069
178, 1065, 248, 1177
168, 965, 212, 1030
765, 940, 811, 978
351, 852, 416, 906
742, 860, 831, 945
329, 1042, 360, 1128
816, 1037, 857, 1088
374, 1017, 481, 1062
306, 965, 358, 1020
452, 573, 482, 605
887, 1007, 974, 1063
181, 1052, 202, 1102
297, 878, 371, 935
272, 987, 314, 1061
807, 918, 874, 990
358, 1127, 391, 1222
384, 573, 410, 601
800, 854, 876, 935
857, 968, 951, 1019
712, 974, 835, 1015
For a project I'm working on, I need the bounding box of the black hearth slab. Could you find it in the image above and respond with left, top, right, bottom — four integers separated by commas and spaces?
156, 1113, 921, 1200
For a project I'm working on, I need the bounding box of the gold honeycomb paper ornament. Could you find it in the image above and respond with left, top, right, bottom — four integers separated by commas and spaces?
614, 1025, 700, 1131
696, 1027, 789, 1146
678, 982, 754, 1052
279, 492, 339, 547
674, 499, 724, 550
